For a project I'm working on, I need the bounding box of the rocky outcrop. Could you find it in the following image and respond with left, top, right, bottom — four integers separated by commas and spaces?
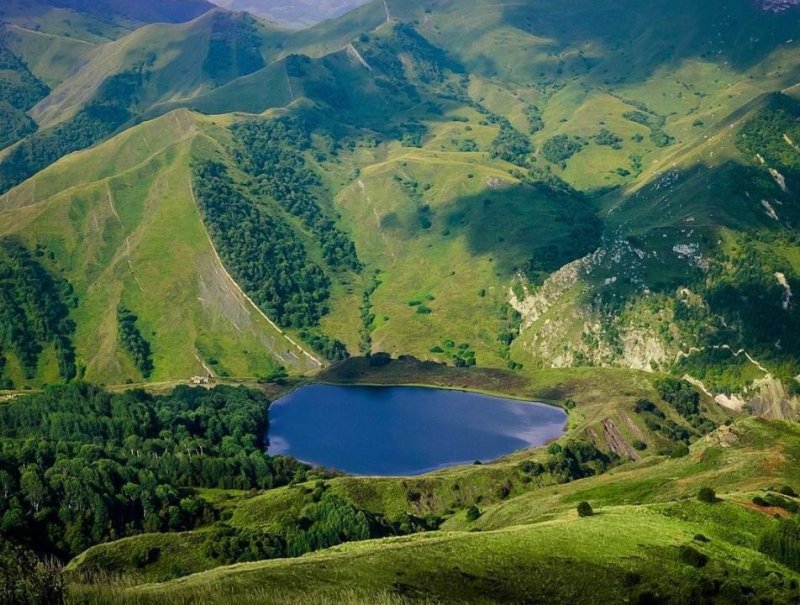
748, 376, 800, 419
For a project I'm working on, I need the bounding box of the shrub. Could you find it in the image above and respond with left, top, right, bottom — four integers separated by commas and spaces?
694, 534, 710, 543
779, 485, 798, 498
753, 496, 770, 507
466, 505, 481, 522
697, 487, 717, 503
0, 539, 64, 605
577, 501, 593, 517
668, 444, 690, 459
678, 545, 709, 568
131, 546, 161, 568
632, 440, 647, 451
763, 493, 800, 513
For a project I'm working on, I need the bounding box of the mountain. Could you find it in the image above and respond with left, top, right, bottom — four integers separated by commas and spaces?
0, 110, 322, 385
0, 0, 798, 408
211, 0, 371, 26
2, 1, 800, 601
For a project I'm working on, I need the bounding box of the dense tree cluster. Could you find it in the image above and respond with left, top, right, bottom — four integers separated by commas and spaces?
359, 272, 381, 356
489, 117, 533, 167
593, 128, 623, 149
0, 68, 144, 194
391, 23, 464, 85
117, 306, 154, 379
656, 377, 700, 418
519, 441, 618, 484
524, 105, 544, 135
0, 384, 309, 557
299, 328, 349, 362
201, 489, 436, 568
284, 492, 373, 556
232, 118, 362, 272
202, 525, 284, 565
0, 239, 76, 383
541, 134, 585, 166
355, 23, 463, 94
737, 93, 800, 175
193, 161, 332, 328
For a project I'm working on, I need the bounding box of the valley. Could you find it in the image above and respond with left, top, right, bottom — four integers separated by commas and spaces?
0, 0, 799, 603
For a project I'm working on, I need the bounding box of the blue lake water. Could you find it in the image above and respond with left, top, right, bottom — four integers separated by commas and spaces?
267, 384, 567, 476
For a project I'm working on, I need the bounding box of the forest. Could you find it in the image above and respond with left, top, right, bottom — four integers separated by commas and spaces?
232, 117, 362, 272
0, 384, 310, 558
0, 239, 76, 385
737, 93, 800, 178
192, 161, 333, 329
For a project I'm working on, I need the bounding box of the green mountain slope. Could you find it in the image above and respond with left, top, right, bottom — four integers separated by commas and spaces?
0, 0, 214, 88
1, 1, 799, 603
0, 110, 321, 386
69, 411, 800, 604
1, 0, 799, 404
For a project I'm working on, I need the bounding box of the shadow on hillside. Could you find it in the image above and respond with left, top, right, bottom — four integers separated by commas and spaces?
435, 180, 602, 283
499, 0, 800, 85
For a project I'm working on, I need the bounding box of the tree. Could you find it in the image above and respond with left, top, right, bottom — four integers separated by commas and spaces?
697, 487, 716, 504
577, 501, 593, 517
20, 467, 47, 514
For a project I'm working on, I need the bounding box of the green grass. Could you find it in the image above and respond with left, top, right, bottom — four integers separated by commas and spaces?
66, 413, 800, 601
72, 490, 796, 603
0, 110, 320, 385
63, 363, 745, 590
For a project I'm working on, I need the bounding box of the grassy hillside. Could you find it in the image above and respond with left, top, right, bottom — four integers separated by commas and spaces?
2, 0, 798, 403
67, 413, 800, 604
0, 110, 320, 387
0, 0, 214, 88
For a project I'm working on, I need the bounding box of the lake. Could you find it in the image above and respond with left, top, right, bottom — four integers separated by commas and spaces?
267, 384, 567, 476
